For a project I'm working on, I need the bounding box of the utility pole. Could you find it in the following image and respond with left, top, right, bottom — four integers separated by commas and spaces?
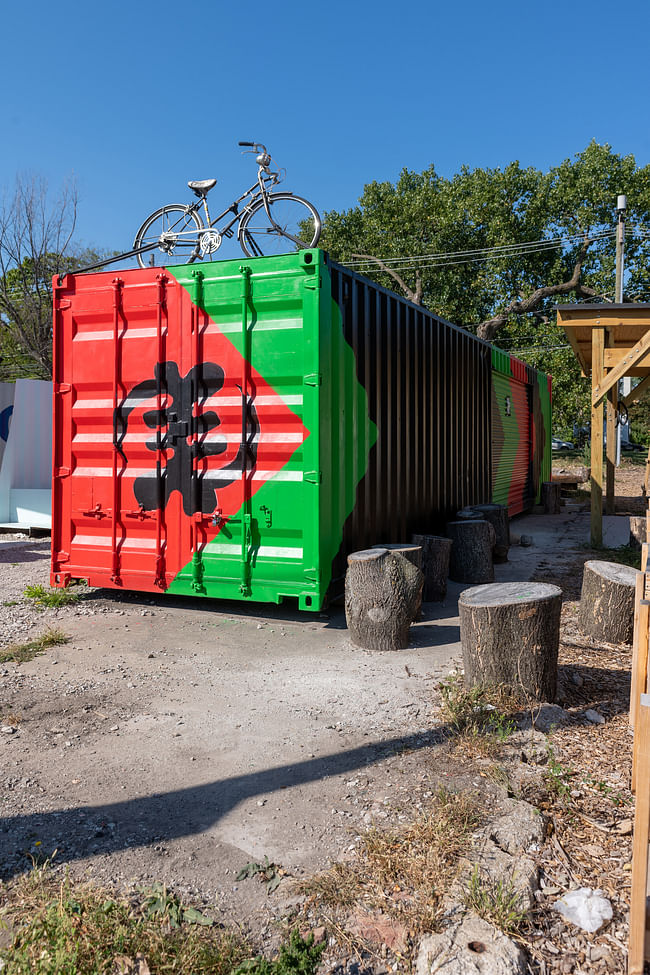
616, 194, 626, 303
616, 195, 628, 466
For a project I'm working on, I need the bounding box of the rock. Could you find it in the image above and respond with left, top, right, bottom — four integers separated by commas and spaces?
1, 726, 17, 734
584, 709, 605, 725
518, 703, 571, 734
346, 908, 409, 952
553, 887, 613, 933
461, 840, 538, 912
415, 914, 527, 974
520, 535, 533, 547
486, 800, 546, 856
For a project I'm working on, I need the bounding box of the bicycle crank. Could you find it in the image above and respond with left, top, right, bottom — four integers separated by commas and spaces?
200, 230, 222, 255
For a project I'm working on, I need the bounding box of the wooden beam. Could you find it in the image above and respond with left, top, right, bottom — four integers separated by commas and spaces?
606, 381, 617, 516
629, 693, 650, 974
593, 327, 650, 405
591, 327, 605, 546
605, 350, 650, 368
623, 374, 650, 408
562, 322, 589, 376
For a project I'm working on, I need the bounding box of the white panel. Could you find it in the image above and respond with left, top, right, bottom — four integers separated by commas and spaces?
0, 380, 52, 528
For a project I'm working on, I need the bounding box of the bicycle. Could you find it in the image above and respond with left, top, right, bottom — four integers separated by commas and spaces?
133, 142, 321, 268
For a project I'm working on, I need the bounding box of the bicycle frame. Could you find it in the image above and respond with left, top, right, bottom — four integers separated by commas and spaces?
191, 168, 282, 240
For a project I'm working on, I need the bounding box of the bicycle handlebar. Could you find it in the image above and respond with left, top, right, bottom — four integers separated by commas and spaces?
238, 141, 255, 147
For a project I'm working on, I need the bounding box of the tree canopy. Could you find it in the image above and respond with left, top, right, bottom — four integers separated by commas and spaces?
318, 142, 650, 435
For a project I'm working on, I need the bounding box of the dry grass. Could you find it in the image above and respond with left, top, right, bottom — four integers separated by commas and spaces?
0, 628, 69, 664
0, 866, 249, 975
302, 788, 480, 933
438, 675, 520, 760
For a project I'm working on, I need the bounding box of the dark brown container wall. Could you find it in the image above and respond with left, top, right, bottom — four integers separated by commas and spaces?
328, 261, 492, 591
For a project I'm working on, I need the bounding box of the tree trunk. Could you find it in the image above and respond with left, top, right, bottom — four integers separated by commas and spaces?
446, 520, 495, 584
630, 516, 647, 551
456, 505, 509, 562
372, 543, 423, 617
459, 581, 562, 701
411, 534, 453, 601
541, 481, 562, 515
579, 560, 637, 645
345, 548, 421, 650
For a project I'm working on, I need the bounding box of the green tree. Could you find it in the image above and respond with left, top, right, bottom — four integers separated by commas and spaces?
318, 141, 650, 433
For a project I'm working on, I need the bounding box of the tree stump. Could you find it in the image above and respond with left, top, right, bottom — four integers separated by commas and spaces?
446, 520, 495, 584
459, 582, 562, 701
345, 548, 421, 650
541, 481, 561, 515
411, 534, 453, 601
578, 560, 637, 645
456, 505, 509, 562
372, 543, 423, 617
630, 516, 647, 552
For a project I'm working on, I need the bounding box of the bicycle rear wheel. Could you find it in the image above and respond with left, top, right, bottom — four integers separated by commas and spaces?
238, 193, 321, 258
134, 205, 204, 269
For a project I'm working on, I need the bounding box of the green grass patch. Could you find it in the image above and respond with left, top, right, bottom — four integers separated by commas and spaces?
23, 585, 80, 609
587, 543, 641, 569
0, 868, 325, 975
0, 628, 69, 664
463, 866, 527, 936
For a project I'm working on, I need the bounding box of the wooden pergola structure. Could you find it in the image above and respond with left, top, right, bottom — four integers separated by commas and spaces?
557, 303, 650, 545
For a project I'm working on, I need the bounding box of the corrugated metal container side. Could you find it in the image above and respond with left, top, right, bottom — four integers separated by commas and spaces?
490, 350, 551, 516
51, 251, 547, 612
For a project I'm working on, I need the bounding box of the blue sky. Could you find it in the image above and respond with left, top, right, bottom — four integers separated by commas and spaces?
3, 0, 649, 260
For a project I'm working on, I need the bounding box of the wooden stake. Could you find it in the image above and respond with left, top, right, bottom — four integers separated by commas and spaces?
591, 327, 605, 546
606, 382, 617, 516
632, 598, 650, 792
631, 573, 646, 729
629, 693, 650, 974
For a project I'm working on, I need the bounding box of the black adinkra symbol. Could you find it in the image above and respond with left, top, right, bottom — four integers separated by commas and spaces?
114, 361, 258, 516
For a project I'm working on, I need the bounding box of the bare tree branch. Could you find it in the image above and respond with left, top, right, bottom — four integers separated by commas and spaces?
476, 234, 598, 341
350, 253, 424, 306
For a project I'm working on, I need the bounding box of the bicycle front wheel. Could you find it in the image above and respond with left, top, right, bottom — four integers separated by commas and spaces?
238, 193, 321, 258
134, 205, 204, 269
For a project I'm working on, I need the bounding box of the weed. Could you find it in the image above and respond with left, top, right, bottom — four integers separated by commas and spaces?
233, 930, 325, 974
23, 584, 80, 609
140, 883, 213, 928
2, 600, 18, 607
543, 744, 575, 799
463, 866, 527, 936
302, 788, 480, 932
0, 867, 248, 974
438, 675, 517, 758
0, 628, 69, 665
584, 543, 641, 569
236, 856, 285, 894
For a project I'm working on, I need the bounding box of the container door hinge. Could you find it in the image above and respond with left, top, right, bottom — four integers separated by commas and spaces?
54, 466, 71, 478
55, 382, 71, 394
56, 298, 71, 309
305, 471, 322, 484
304, 567, 320, 582
303, 373, 322, 387
303, 275, 321, 290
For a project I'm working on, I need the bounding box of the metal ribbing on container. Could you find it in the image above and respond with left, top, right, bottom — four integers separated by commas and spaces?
328, 261, 492, 586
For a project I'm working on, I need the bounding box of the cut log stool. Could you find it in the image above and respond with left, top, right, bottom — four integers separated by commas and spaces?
630, 516, 647, 552
459, 582, 562, 701
372, 543, 423, 617
345, 548, 422, 651
462, 504, 510, 562
411, 534, 453, 601
541, 481, 561, 515
578, 560, 637, 645
446, 519, 495, 584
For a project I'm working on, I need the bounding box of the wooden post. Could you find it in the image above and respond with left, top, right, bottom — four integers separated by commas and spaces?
591, 326, 605, 546
632, 598, 650, 791
631, 572, 646, 729
628, 693, 650, 975
605, 380, 617, 516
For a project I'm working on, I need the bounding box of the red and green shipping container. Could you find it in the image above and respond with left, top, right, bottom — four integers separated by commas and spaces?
51, 250, 550, 611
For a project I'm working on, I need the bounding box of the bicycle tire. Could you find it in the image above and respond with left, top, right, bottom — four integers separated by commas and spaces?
238, 193, 321, 258
134, 204, 204, 269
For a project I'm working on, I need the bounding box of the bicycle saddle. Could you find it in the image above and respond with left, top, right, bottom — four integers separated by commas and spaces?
188, 179, 217, 196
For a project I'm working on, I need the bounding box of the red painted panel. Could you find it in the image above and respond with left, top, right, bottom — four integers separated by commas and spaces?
507, 378, 531, 515
51, 268, 307, 593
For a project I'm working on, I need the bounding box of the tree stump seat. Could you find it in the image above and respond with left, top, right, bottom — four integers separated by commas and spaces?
579, 560, 637, 645
459, 582, 562, 701
446, 519, 495, 584
345, 548, 423, 651
411, 533, 453, 601
456, 504, 509, 562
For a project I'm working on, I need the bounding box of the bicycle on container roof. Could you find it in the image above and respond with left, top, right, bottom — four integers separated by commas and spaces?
133, 141, 321, 268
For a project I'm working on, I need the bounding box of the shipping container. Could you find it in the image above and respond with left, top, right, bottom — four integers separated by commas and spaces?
490, 349, 552, 516
51, 250, 550, 611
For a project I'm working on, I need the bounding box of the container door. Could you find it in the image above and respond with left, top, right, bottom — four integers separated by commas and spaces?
491, 372, 532, 516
